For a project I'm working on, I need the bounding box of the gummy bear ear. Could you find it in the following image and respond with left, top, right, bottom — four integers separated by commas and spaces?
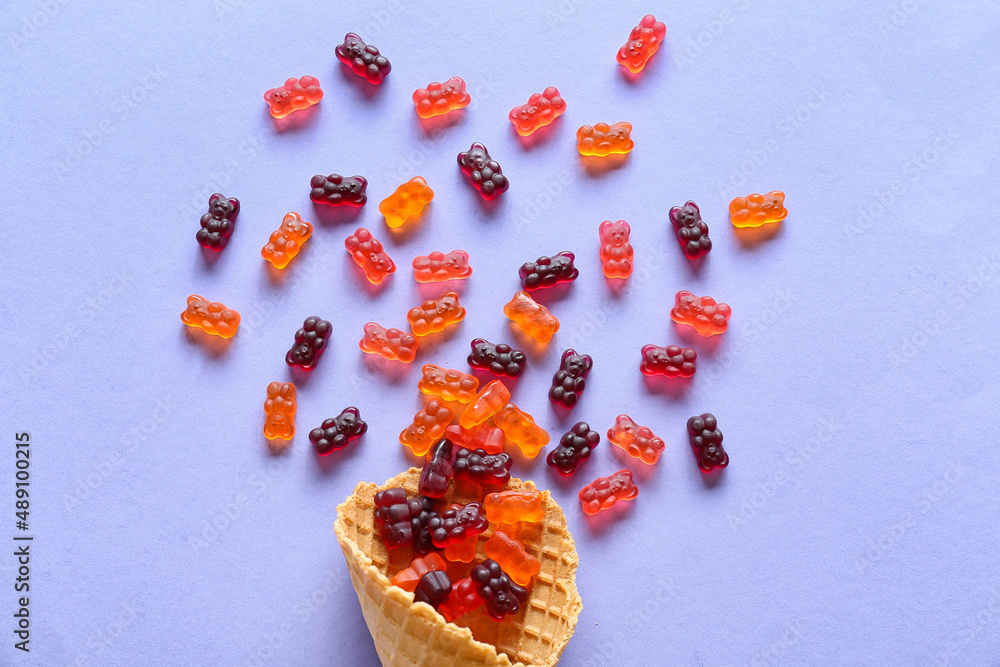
355, 176, 367, 189
228, 197, 240, 217
209, 193, 221, 206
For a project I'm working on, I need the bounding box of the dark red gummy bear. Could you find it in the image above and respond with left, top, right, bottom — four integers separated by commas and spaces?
669, 201, 712, 259
640, 344, 696, 378
418, 439, 454, 499
687, 412, 728, 472
335, 32, 391, 85
453, 448, 512, 485
427, 502, 488, 548
310, 174, 368, 207
413, 570, 452, 609
285, 316, 332, 370
373, 489, 438, 553
197, 193, 239, 251
309, 407, 367, 455
470, 559, 529, 621
457, 142, 509, 200
546, 421, 599, 476
518, 251, 579, 291
468, 338, 526, 378
548, 349, 593, 408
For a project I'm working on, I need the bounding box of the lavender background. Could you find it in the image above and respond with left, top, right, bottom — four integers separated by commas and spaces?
2, 0, 999, 665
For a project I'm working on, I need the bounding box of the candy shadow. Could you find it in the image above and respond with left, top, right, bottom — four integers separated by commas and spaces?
361, 352, 415, 383
417, 110, 465, 137
312, 438, 365, 477
734, 221, 783, 248
182, 326, 232, 358
312, 202, 362, 227
672, 323, 725, 356
604, 276, 630, 297
609, 447, 658, 483
618, 49, 664, 85
642, 374, 693, 399
270, 104, 319, 133
683, 253, 708, 277
417, 279, 468, 299
385, 207, 430, 244
699, 466, 726, 489
547, 400, 575, 427
413, 325, 463, 355
288, 365, 316, 388
579, 154, 629, 177
343, 254, 393, 296
582, 499, 635, 535
527, 282, 573, 305
337, 64, 385, 101
264, 434, 293, 456
264, 260, 292, 286
505, 322, 553, 359
199, 247, 225, 269
473, 193, 505, 217
545, 465, 580, 490
514, 121, 561, 151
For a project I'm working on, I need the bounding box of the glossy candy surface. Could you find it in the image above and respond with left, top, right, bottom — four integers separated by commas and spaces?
729, 191, 787, 228
459, 380, 510, 430
345, 227, 396, 285
468, 338, 526, 378
453, 448, 512, 485
310, 174, 367, 207
407, 291, 465, 336
688, 412, 728, 471
264, 76, 322, 118
503, 291, 559, 343
438, 576, 484, 622
413, 77, 470, 118
374, 489, 437, 552
418, 365, 479, 404
262, 212, 312, 269
390, 553, 447, 592
546, 422, 599, 476
181, 295, 240, 339
484, 531, 540, 586
640, 344, 696, 378
418, 439, 454, 498
548, 348, 592, 408
445, 423, 504, 455
669, 200, 711, 259
379, 177, 434, 228
579, 469, 638, 516
285, 316, 331, 370
414, 570, 452, 609
508, 87, 565, 136
470, 559, 529, 621
443, 532, 479, 563
427, 502, 488, 547
412, 250, 472, 283
577, 122, 633, 156
359, 323, 418, 363
309, 407, 367, 455
607, 414, 664, 465
519, 251, 578, 291
457, 143, 509, 200
494, 404, 549, 457
599, 220, 633, 279
263, 381, 296, 440
197, 193, 239, 251
400, 400, 453, 457
484, 489, 545, 524
617, 14, 667, 73
335, 32, 391, 84
670, 290, 731, 336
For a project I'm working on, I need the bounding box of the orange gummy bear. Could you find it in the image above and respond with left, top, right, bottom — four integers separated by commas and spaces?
412, 77, 471, 118
484, 489, 545, 524
400, 399, 453, 456
576, 122, 633, 156
445, 423, 504, 455
263, 381, 296, 440
729, 190, 787, 228
411, 250, 472, 283
459, 380, 511, 430
670, 290, 732, 337
261, 212, 313, 269
443, 530, 479, 563
419, 364, 480, 404
407, 291, 465, 336
264, 76, 323, 119
181, 294, 241, 339
607, 414, 665, 465
484, 530, 540, 586
390, 553, 447, 592
359, 323, 419, 363
617, 15, 667, 74
494, 404, 549, 457
503, 291, 559, 344
379, 176, 434, 228
599, 220, 634, 279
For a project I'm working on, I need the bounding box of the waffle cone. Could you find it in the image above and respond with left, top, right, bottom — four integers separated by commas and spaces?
334, 468, 582, 666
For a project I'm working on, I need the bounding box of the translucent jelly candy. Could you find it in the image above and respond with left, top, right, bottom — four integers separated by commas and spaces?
640, 344, 696, 378
438, 576, 484, 622
412, 250, 472, 283
688, 412, 728, 472
181, 295, 240, 339
600, 220, 633, 279
669, 201, 711, 259
197, 193, 239, 251
471, 559, 529, 621
419, 365, 479, 404
670, 290, 731, 336
468, 338, 526, 378
308, 407, 367, 455
453, 448, 512, 485
418, 439, 454, 498
263, 381, 296, 440
412, 77, 470, 118
285, 316, 331, 370
445, 423, 504, 455
379, 177, 434, 228
407, 291, 466, 336
374, 489, 437, 552
459, 380, 510, 430
345, 227, 396, 285
508, 87, 566, 136
494, 404, 549, 458
577, 122, 633, 156
617, 14, 667, 73
390, 553, 447, 592
546, 422, 599, 476
400, 400, 454, 456
444, 532, 479, 563
310, 174, 367, 207
484, 531, 540, 586
503, 291, 559, 344
427, 502, 488, 548
729, 191, 787, 228
335, 32, 391, 85
607, 414, 664, 465
519, 251, 578, 291
359, 322, 419, 363
579, 469, 637, 516
264, 76, 322, 119
549, 348, 592, 408
484, 489, 544, 524
262, 212, 312, 269
457, 142, 509, 200
414, 570, 452, 609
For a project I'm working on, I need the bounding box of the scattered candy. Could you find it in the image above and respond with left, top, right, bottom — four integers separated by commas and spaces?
418, 365, 479, 404
285, 316, 331, 371
670, 290, 731, 336
400, 400, 453, 457
445, 423, 504, 455
412, 250, 472, 282
484, 489, 544, 524
181, 295, 240, 339
508, 87, 566, 136
379, 176, 434, 228
262, 212, 312, 269
457, 142, 509, 200
413, 77, 471, 118
494, 404, 549, 457
546, 422, 599, 476
519, 251, 578, 291
359, 323, 419, 363
390, 553, 447, 592
453, 448, 512, 485
484, 531, 540, 586
639, 344, 696, 378
599, 220, 633, 279
345, 227, 396, 285
576, 122, 633, 156
264, 76, 322, 118
607, 414, 664, 465
418, 439, 454, 498
335, 32, 391, 85
374, 489, 438, 554
407, 291, 466, 336
263, 381, 296, 440
470, 559, 529, 621
579, 469, 637, 516
414, 570, 452, 609
503, 291, 559, 344
617, 15, 666, 74
460, 380, 511, 430
438, 576, 484, 622
309, 407, 367, 455
548, 348, 592, 408
729, 191, 787, 228
196, 193, 239, 251
310, 174, 367, 207
428, 502, 489, 548
468, 338, 526, 378
669, 201, 711, 259
687, 412, 728, 472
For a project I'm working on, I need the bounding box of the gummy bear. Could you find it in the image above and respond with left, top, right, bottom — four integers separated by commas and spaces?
468, 338, 526, 378
599, 220, 633, 279
345, 227, 396, 285
418, 439, 454, 498
640, 344, 696, 378
414, 570, 452, 609
400, 400, 454, 457
412, 250, 472, 283
519, 251, 578, 291
264, 76, 323, 119
285, 316, 331, 370
548, 348, 593, 408
438, 576, 484, 622
508, 87, 566, 136
443, 532, 479, 563
459, 380, 511, 430
688, 412, 728, 472
494, 404, 549, 458
546, 422, 599, 476
484, 531, 540, 586
419, 365, 479, 404
457, 142, 509, 200
310, 174, 367, 207
729, 191, 787, 228
309, 407, 367, 455
617, 14, 667, 73
379, 177, 434, 228
412, 77, 471, 118
427, 502, 489, 548
335, 32, 391, 85
262, 212, 313, 269
263, 381, 296, 440
197, 193, 239, 251
484, 489, 545, 524
407, 291, 466, 336
445, 423, 504, 455
359, 322, 419, 363
607, 414, 664, 465
669, 201, 712, 259
181, 295, 241, 339
374, 489, 438, 552
453, 448, 512, 485
470, 559, 529, 621
577, 122, 634, 156
390, 552, 447, 592
503, 291, 560, 344
579, 469, 638, 516
670, 290, 732, 336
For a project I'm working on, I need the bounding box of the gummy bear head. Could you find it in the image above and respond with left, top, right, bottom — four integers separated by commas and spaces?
461, 144, 489, 170
338, 33, 365, 59
562, 349, 592, 376
670, 201, 700, 226
761, 192, 787, 217
600, 220, 630, 247
209, 193, 238, 219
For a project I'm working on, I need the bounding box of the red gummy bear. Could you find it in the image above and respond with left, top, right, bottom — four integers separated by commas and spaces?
345, 227, 396, 285
412, 250, 472, 283
640, 344, 696, 378
670, 290, 732, 336
359, 323, 419, 363
579, 469, 638, 516
264, 76, 323, 119
508, 87, 566, 136
412, 77, 471, 118
599, 220, 633, 279
617, 15, 667, 74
